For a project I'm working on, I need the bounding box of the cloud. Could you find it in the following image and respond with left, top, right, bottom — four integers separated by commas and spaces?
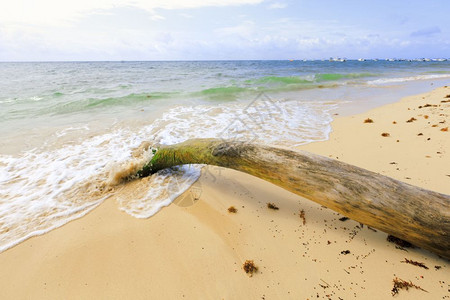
150, 14, 165, 21
0, 0, 264, 26
410, 26, 441, 37
1, 1, 449, 61
268, 2, 287, 9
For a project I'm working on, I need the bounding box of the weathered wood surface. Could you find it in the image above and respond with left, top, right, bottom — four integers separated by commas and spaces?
139, 138, 450, 259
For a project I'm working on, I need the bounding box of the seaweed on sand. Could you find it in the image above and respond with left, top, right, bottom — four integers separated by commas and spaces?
391, 277, 427, 296
401, 258, 428, 269
243, 260, 258, 276
387, 235, 414, 248
228, 206, 237, 213
299, 209, 306, 225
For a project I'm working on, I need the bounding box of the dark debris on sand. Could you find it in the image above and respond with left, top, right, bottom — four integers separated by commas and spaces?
299, 209, 306, 225
267, 203, 279, 210
243, 260, 258, 277
401, 258, 429, 269
228, 206, 237, 213
387, 235, 414, 248
391, 277, 427, 296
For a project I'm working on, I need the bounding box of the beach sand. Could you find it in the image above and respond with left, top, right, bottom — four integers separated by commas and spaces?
0, 87, 449, 299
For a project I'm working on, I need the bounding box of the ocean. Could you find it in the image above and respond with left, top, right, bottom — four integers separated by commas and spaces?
1, 60, 449, 252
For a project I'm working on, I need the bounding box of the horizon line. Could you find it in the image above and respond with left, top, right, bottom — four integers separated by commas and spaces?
1, 57, 449, 63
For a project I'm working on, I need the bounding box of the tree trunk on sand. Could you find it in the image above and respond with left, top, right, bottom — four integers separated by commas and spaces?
138, 138, 450, 259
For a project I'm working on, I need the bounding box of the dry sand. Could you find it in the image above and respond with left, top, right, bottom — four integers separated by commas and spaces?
0, 86, 449, 299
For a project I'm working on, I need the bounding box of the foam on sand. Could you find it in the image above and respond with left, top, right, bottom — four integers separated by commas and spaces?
0, 97, 338, 252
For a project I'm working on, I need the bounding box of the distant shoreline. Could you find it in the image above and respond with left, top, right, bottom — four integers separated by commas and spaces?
0, 58, 449, 63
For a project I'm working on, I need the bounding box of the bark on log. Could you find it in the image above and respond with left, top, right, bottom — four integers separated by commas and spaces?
138, 138, 450, 259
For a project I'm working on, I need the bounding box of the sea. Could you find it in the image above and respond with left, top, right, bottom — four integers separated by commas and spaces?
1, 60, 449, 252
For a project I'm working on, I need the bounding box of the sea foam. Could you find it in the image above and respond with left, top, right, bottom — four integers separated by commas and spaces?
0, 97, 338, 252
367, 74, 450, 85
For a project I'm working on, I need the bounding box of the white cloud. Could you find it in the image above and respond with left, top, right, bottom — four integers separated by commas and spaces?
0, 0, 264, 26
268, 2, 287, 9
1, 1, 447, 61
150, 14, 166, 21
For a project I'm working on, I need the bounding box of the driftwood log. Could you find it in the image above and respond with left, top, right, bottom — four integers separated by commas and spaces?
138, 138, 450, 259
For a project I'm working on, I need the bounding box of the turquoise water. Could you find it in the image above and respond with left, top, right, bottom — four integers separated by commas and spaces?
0, 60, 449, 252
1, 60, 450, 138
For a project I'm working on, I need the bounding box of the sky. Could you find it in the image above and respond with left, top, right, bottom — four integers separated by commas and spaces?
0, 0, 449, 61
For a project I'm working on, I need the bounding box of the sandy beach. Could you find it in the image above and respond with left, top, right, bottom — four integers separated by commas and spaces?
0, 86, 449, 299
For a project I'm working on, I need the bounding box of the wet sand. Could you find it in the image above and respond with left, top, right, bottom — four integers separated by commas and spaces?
0, 86, 449, 299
